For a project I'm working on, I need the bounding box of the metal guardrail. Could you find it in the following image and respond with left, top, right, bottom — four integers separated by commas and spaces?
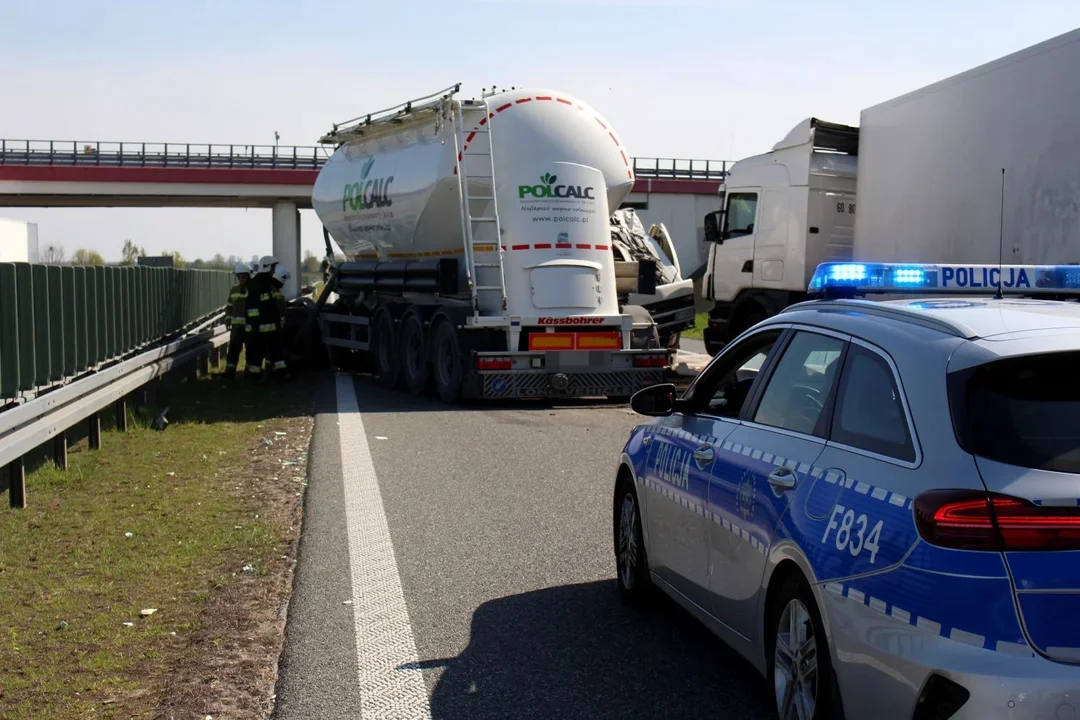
0, 139, 733, 180
0, 317, 230, 508
0, 263, 233, 403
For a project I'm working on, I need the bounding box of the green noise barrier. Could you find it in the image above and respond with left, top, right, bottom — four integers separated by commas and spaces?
0, 264, 233, 402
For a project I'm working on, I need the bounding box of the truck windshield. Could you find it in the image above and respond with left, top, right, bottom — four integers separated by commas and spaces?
952, 351, 1080, 473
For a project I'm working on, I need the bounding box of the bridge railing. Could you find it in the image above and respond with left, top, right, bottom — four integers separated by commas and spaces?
0, 140, 734, 180
0, 140, 330, 170
630, 157, 731, 180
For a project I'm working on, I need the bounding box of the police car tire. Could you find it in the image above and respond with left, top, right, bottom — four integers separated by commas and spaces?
432, 318, 465, 404
614, 476, 653, 607
765, 575, 844, 720
371, 309, 402, 389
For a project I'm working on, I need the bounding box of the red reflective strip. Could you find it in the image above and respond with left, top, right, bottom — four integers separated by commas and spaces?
511, 244, 530, 250
555, 243, 571, 249
627, 169, 633, 180
534, 243, 551, 249
556, 98, 572, 105
466, 132, 476, 142
608, 131, 619, 146
575, 244, 591, 249
516, 98, 532, 104
536, 96, 553, 100
620, 150, 629, 166
479, 117, 488, 125
595, 244, 609, 251
595, 117, 607, 130
496, 103, 512, 112
477, 358, 512, 370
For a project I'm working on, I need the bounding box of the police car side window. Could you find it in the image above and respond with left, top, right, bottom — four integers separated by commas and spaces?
831, 344, 916, 463
753, 331, 845, 437
693, 330, 781, 418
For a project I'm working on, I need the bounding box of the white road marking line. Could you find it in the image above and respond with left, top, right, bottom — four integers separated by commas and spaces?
336, 376, 432, 720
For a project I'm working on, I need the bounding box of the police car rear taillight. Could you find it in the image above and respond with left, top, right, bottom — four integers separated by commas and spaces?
915, 489, 1080, 551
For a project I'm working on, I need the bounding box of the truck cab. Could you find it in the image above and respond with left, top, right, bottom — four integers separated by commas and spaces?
700, 118, 858, 354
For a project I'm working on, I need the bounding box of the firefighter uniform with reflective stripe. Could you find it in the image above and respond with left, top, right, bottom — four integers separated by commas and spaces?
223, 283, 249, 378
243, 271, 286, 381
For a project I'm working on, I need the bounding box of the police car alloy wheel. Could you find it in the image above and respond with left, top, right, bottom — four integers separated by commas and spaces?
615, 477, 651, 606
766, 575, 841, 720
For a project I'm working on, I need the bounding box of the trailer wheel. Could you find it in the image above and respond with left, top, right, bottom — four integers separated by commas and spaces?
370, 309, 402, 389
400, 311, 430, 396
431, 317, 465, 404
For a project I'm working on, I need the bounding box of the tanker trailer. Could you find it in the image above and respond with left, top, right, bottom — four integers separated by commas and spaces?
310, 83, 671, 403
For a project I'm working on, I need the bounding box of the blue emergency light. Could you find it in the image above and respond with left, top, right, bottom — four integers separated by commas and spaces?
807, 262, 1080, 298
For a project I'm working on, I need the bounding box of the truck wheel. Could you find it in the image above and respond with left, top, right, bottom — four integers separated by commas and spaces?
370, 309, 402, 389
400, 311, 430, 396
431, 318, 465, 404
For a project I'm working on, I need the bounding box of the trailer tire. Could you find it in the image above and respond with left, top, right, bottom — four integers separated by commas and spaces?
400, 311, 431, 396
370, 308, 402, 389
431, 317, 465, 404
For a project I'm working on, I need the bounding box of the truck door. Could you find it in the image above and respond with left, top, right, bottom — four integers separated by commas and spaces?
712, 190, 760, 303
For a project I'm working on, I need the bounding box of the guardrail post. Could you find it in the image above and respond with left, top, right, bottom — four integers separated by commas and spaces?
54, 432, 68, 470
198, 352, 210, 377
115, 397, 128, 432
88, 413, 101, 451
8, 458, 25, 509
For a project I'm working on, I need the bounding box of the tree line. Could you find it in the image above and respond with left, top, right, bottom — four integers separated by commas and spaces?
37, 240, 341, 273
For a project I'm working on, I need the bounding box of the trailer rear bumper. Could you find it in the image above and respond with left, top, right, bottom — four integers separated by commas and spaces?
468, 349, 671, 399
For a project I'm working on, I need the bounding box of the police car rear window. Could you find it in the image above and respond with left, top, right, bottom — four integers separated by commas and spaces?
958, 351, 1080, 474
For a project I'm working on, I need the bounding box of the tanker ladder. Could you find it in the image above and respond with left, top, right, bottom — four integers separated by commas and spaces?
454, 97, 508, 318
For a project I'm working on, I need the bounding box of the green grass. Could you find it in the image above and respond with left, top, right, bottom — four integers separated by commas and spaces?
682, 311, 708, 340
0, 358, 312, 719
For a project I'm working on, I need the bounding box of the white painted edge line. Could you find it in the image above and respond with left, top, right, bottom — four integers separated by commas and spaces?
336, 375, 432, 720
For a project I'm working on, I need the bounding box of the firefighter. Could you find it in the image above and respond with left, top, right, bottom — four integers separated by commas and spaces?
243, 255, 282, 383
267, 265, 292, 381
223, 262, 251, 380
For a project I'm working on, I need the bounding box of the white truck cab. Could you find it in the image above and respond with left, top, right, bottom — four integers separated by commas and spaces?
700, 118, 858, 354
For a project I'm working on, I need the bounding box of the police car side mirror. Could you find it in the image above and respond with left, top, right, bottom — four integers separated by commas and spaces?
631, 383, 678, 416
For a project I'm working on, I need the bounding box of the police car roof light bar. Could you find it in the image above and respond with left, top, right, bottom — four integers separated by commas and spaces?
807, 262, 1080, 299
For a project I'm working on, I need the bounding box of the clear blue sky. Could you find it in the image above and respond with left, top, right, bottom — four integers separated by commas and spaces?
2, 0, 1078, 261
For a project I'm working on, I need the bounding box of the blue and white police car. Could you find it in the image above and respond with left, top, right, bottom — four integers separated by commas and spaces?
614, 262, 1080, 720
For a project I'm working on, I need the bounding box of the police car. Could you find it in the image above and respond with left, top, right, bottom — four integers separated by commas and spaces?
614, 262, 1080, 720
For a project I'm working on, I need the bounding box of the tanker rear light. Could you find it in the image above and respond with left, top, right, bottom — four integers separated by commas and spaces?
526, 332, 623, 351
476, 357, 512, 371
634, 354, 669, 368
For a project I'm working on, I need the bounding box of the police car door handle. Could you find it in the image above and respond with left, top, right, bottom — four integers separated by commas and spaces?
693, 443, 715, 462
767, 467, 797, 493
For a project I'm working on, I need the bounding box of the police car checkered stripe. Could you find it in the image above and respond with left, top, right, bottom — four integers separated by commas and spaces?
637, 434, 922, 558
823, 579, 1035, 656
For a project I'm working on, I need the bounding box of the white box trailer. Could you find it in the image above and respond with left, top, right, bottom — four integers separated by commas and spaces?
854, 28, 1080, 267
699, 27, 1080, 353
0, 217, 40, 263
305, 84, 671, 402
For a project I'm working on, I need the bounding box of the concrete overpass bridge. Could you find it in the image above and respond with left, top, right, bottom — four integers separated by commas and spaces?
0, 139, 730, 296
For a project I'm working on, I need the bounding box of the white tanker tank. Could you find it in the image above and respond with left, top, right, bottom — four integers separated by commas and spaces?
309, 84, 671, 403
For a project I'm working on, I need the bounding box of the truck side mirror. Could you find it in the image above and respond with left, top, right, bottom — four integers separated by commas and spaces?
704, 210, 723, 244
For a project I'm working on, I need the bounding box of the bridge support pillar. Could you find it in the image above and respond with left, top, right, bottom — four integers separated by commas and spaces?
272, 200, 301, 300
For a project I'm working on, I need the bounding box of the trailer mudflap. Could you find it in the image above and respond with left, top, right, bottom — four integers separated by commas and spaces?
467, 349, 671, 399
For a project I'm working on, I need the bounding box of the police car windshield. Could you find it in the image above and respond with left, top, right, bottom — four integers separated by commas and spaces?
954, 351, 1080, 474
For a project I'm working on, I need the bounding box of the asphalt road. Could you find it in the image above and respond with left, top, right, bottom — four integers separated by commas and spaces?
273, 366, 768, 720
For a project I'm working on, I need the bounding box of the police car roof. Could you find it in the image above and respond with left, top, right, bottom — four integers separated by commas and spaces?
778, 297, 1080, 340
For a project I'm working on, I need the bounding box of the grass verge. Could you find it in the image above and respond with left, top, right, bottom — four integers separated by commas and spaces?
0, 355, 314, 719
682, 311, 708, 340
